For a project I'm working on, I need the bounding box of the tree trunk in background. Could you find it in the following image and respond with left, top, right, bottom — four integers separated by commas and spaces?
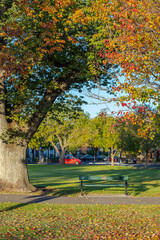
145, 150, 149, 168
36, 150, 39, 162
111, 145, 114, 166
60, 148, 65, 165
92, 147, 98, 162
40, 148, 44, 163
46, 148, 49, 164
32, 148, 35, 162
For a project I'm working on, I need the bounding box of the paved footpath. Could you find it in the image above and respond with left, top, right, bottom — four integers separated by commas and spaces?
0, 194, 160, 205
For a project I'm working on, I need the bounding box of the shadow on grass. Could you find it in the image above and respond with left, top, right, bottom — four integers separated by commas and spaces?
28, 165, 160, 197
0, 195, 59, 212
31, 182, 159, 198
130, 183, 160, 196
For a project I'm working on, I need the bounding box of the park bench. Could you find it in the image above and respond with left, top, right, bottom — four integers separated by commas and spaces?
79, 175, 129, 196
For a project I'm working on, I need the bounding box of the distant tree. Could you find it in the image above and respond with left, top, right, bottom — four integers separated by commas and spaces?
117, 120, 141, 158
102, 116, 120, 166
87, 115, 106, 159
117, 108, 160, 167
85, 113, 120, 165
29, 99, 90, 164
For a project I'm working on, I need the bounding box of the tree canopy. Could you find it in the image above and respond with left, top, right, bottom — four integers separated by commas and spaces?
1, 0, 118, 143
29, 97, 90, 164
0, 0, 116, 192
81, 0, 159, 103
73, 0, 160, 138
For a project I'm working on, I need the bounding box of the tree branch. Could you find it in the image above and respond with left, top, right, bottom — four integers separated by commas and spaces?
50, 140, 60, 157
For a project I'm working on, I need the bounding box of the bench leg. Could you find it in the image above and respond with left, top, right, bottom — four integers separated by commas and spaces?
125, 181, 128, 196
81, 180, 83, 196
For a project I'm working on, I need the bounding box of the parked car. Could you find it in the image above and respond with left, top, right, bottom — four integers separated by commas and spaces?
109, 156, 120, 162
81, 155, 94, 161
96, 156, 104, 161
130, 158, 137, 164
77, 155, 85, 160
59, 155, 82, 165
103, 156, 108, 161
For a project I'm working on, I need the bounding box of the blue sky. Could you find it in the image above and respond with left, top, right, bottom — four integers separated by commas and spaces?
73, 89, 123, 118
82, 101, 118, 118
72, 74, 127, 118
77, 75, 127, 118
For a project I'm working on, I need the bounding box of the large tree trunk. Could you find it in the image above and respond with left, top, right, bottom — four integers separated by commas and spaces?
0, 73, 36, 192
0, 141, 36, 192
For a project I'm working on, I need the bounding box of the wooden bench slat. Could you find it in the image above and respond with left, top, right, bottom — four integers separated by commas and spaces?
79, 175, 129, 196
83, 184, 125, 187
79, 176, 128, 181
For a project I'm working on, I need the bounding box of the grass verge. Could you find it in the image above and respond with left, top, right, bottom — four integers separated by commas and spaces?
28, 165, 160, 197
0, 203, 160, 239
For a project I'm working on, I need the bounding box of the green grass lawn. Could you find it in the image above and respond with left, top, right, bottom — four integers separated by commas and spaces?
28, 164, 160, 197
1, 165, 160, 239
0, 203, 160, 239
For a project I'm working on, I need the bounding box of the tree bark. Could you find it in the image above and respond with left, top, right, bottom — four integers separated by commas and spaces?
60, 148, 66, 165
0, 141, 36, 192
145, 150, 149, 168
111, 145, 115, 166
40, 148, 44, 163
0, 73, 36, 192
32, 148, 35, 163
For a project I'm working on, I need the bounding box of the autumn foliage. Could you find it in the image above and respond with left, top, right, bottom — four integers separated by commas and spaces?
82, 0, 159, 103
75, 0, 160, 138
0, 0, 93, 140
1, 0, 79, 80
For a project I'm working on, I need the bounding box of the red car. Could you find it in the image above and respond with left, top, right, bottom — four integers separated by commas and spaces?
59, 155, 82, 165
109, 156, 120, 162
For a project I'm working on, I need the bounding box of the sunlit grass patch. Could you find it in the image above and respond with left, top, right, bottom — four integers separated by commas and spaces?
28, 165, 160, 197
